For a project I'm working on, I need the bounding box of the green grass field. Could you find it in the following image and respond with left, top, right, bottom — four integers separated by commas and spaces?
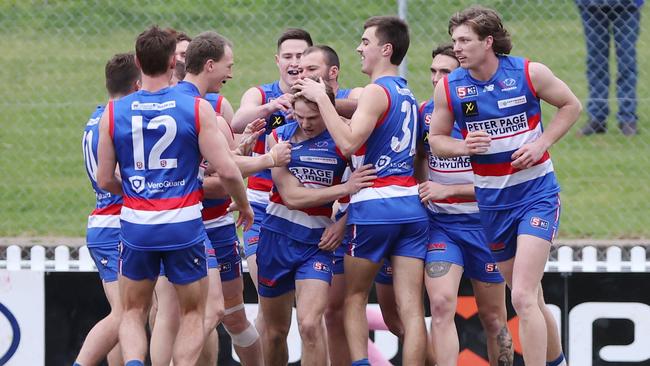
0, 0, 648, 239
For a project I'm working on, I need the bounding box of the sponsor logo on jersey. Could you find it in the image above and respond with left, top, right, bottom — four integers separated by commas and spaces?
483, 84, 495, 92
499, 78, 517, 91
530, 217, 550, 230
146, 179, 186, 193
313, 140, 329, 148
87, 117, 100, 126
247, 236, 259, 245
96, 192, 112, 200
193, 257, 201, 266
485, 263, 499, 273
456, 85, 478, 99
129, 175, 145, 193
461, 101, 479, 117
289, 167, 334, 185
313, 261, 330, 273
428, 242, 447, 251
489, 242, 506, 252
396, 86, 415, 97
498, 95, 527, 109
466, 112, 528, 137
100, 257, 109, 267
299, 156, 338, 165
423, 112, 432, 125
375, 155, 392, 172
270, 114, 285, 128
429, 155, 471, 171
384, 265, 393, 275
131, 101, 176, 111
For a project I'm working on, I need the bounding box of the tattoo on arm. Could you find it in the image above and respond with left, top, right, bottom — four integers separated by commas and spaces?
425, 261, 452, 278
497, 325, 514, 366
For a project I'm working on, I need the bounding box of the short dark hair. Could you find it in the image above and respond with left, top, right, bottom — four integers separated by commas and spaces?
135, 26, 176, 76
448, 6, 512, 55
291, 76, 335, 108
105, 52, 139, 97
303, 45, 340, 69
363, 16, 410, 65
277, 28, 313, 50
185, 31, 232, 75
432, 43, 456, 61
165, 27, 192, 43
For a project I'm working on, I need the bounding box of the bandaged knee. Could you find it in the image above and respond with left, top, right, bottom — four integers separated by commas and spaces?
226, 323, 259, 347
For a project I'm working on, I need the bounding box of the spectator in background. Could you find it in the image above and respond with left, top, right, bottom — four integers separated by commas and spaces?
576, 0, 643, 136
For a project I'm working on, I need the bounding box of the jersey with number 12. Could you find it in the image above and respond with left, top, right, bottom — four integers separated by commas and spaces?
348, 76, 427, 224
109, 87, 205, 251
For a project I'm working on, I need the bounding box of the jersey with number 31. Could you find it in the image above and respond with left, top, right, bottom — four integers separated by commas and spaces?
348, 76, 427, 224
109, 87, 205, 251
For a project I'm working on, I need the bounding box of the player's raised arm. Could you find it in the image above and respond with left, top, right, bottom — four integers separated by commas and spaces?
231, 87, 293, 133
293, 78, 385, 156
96, 105, 122, 196
197, 99, 253, 229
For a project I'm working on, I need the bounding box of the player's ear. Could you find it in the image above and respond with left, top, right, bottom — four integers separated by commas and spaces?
382, 43, 393, 58
484, 35, 494, 50
329, 65, 339, 81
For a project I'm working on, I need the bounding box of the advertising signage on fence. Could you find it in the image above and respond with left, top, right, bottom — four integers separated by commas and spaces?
0, 270, 45, 366
43, 272, 650, 366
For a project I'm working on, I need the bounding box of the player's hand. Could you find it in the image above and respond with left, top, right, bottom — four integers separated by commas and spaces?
267, 141, 292, 167
319, 217, 346, 251
464, 131, 491, 155
270, 93, 294, 113
344, 164, 377, 195
234, 203, 254, 232
511, 140, 546, 169
235, 118, 266, 156
293, 77, 327, 102
418, 181, 451, 203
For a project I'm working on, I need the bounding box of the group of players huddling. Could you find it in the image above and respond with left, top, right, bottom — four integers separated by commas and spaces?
77, 5, 581, 366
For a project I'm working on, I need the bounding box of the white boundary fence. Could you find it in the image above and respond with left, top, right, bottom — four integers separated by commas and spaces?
1, 244, 648, 272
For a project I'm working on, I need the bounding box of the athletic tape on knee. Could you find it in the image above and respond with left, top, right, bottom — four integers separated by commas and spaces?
226, 323, 259, 347
224, 303, 245, 316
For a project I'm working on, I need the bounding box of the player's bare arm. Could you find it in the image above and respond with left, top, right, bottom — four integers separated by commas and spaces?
418, 181, 475, 204
511, 62, 582, 169
231, 87, 293, 133
333, 87, 362, 119
96, 108, 123, 196
294, 78, 385, 156
429, 80, 491, 158
197, 98, 253, 230
220, 96, 235, 125
269, 133, 376, 209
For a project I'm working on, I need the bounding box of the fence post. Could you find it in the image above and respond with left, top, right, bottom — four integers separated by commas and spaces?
78, 246, 94, 271
557, 246, 573, 272
31, 245, 46, 271
7, 245, 21, 270
605, 246, 622, 272
55, 245, 70, 271
629, 246, 646, 272
581, 246, 598, 272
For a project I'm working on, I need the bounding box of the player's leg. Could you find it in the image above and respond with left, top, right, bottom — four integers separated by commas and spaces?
295, 247, 333, 366
472, 280, 512, 366
460, 226, 513, 366
344, 224, 395, 364
243, 216, 265, 337
391, 221, 429, 366
296, 279, 330, 366
164, 242, 210, 366
196, 267, 224, 366
149, 274, 180, 366
374, 260, 403, 338
118, 245, 159, 364
324, 263, 350, 366
422, 227, 466, 366
75, 246, 122, 366
219, 240, 262, 366
256, 228, 299, 365
538, 286, 566, 366
424, 261, 462, 366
